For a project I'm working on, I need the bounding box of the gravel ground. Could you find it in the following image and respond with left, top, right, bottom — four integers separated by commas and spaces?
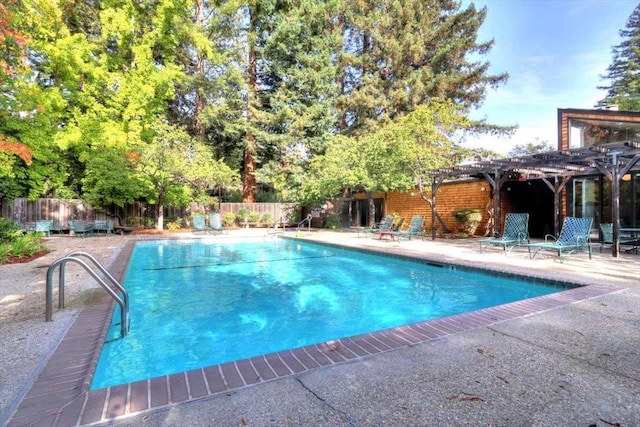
0, 235, 133, 420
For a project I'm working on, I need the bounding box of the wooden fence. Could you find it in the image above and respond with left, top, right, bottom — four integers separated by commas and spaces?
0, 198, 299, 229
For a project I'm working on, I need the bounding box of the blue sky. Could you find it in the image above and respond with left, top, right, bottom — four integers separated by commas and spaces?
464, 0, 638, 155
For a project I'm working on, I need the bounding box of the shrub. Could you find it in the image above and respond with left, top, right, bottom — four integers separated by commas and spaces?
248, 211, 260, 223
324, 213, 341, 229
222, 212, 236, 226
236, 207, 248, 221
452, 209, 482, 235
0, 232, 48, 264
165, 218, 182, 230
0, 217, 22, 243
261, 212, 273, 224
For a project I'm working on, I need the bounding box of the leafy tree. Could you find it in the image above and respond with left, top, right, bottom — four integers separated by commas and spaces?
0, 0, 27, 83
127, 121, 238, 230
303, 100, 474, 225
508, 138, 555, 157
597, 4, 640, 110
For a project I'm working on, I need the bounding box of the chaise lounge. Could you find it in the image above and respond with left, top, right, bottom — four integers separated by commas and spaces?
528, 216, 593, 261
479, 213, 530, 254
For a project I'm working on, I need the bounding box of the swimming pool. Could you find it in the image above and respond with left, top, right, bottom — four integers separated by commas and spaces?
91, 238, 577, 390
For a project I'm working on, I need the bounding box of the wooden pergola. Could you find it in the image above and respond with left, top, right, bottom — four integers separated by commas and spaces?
424, 140, 640, 257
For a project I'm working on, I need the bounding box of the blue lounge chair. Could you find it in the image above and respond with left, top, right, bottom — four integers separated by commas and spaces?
192, 214, 207, 233
208, 212, 226, 234
479, 213, 530, 254
68, 220, 94, 237
35, 220, 53, 237
359, 215, 394, 237
529, 217, 593, 260
387, 215, 424, 240
599, 223, 637, 252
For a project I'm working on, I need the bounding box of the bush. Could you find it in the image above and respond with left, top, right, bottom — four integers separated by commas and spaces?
0, 232, 48, 264
324, 213, 341, 229
248, 211, 260, 223
222, 212, 236, 227
236, 207, 248, 221
452, 209, 482, 235
0, 217, 22, 242
261, 212, 273, 224
165, 218, 182, 230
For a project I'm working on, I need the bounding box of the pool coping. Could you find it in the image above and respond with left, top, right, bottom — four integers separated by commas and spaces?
5, 237, 624, 426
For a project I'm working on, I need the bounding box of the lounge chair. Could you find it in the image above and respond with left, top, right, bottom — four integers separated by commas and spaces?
192, 214, 207, 233
599, 223, 637, 252
68, 220, 94, 237
479, 213, 530, 254
358, 215, 394, 237
35, 220, 53, 237
208, 212, 226, 234
93, 219, 115, 234
386, 215, 424, 240
528, 216, 593, 260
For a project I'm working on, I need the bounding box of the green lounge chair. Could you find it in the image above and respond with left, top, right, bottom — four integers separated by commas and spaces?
388, 215, 424, 240
599, 223, 637, 252
479, 213, 530, 254
359, 215, 394, 237
35, 220, 53, 237
529, 216, 593, 260
192, 214, 207, 233
68, 220, 94, 237
208, 212, 226, 234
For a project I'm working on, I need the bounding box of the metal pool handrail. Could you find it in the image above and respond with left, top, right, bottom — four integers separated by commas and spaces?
45, 251, 130, 338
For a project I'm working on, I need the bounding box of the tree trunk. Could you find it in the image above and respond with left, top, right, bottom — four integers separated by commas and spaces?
367, 192, 376, 227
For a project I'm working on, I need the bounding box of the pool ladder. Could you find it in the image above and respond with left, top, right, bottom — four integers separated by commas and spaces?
45, 251, 130, 338
296, 214, 312, 235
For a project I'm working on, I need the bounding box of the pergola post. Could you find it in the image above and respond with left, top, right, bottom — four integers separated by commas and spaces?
540, 175, 570, 237
595, 151, 640, 257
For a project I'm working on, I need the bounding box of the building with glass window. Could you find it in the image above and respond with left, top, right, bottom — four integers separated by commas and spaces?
559, 107, 640, 229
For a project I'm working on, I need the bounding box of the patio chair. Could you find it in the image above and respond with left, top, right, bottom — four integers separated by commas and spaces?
358, 215, 394, 237
68, 220, 94, 237
599, 223, 637, 252
208, 212, 226, 234
93, 219, 115, 234
192, 214, 207, 233
479, 213, 530, 254
34, 220, 54, 237
528, 216, 593, 261
388, 215, 424, 240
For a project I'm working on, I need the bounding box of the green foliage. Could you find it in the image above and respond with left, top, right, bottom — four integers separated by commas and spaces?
0, 217, 22, 242
165, 218, 182, 231
0, 231, 48, 265
248, 211, 260, 222
260, 212, 273, 224
597, 4, 640, 110
236, 207, 248, 221
508, 138, 555, 157
1, 0, 507, 208
222, 212, 236, 227
452, 209, 482, 235
324, 212, 341, 229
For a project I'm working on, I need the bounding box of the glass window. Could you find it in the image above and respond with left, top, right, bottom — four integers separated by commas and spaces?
568, 118, 640, 149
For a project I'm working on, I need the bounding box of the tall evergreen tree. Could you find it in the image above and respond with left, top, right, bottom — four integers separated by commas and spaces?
597, 4, 640, 110
338, 0, 507, 135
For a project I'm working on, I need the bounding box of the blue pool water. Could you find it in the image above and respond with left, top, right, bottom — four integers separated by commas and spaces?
91, 238, 573, 389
